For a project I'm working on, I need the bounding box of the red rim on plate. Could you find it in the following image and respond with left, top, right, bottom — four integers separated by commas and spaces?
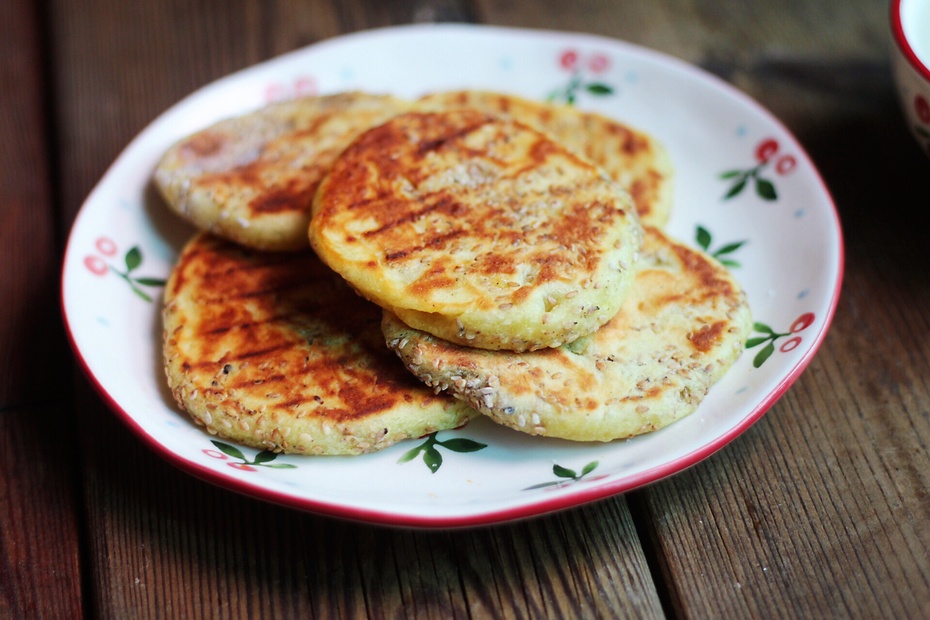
891, 0, 930, 82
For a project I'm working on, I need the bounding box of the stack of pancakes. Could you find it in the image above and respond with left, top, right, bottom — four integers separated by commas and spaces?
157, 90, 750, 456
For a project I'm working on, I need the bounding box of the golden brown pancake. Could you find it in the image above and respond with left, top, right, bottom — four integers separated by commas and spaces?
413, 90, 674, 228
309, 109, 644, 352
162, 233, 476, 455
382, 226, 751, 442
154, 92, 410, 251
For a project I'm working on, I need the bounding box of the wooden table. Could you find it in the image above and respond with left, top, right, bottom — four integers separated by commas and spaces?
3, 0, 929, 617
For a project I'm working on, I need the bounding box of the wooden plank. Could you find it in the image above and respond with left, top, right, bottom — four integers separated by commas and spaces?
50, 1, 663, 617
481, 0, 930, 617
0, 405, 85, 618
0, 0, 85, 617
76, 402, 663, 617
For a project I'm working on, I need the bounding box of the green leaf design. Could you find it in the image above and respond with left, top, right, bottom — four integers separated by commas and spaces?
755, 177, 777, 201
753, 341, 776, 368
720, 170, 743, 179
753, 322, 775, 335
725, 178, 747, 199
208, 440, 297, 470
745, 336, 770, 349
125, 246, 142, 272
524, 460, 600, 490
714, 241, 746, 256
133, 277, 167, 287
720, 259, 741, 268
553, 464, 577, 479
696, 226, 712, 251
253, 450, 278, 464
586, 83, 613, 95
212, 440, 245, 461
397, 444, 424, 463
440, 438, 487, 453
423, 446, 443, 473
130, 286, 153, 303
398, 431, 487, 471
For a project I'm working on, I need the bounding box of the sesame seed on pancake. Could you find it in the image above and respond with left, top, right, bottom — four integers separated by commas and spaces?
382, 226, 751, 442
162, 233, 476, 456
413, 90, 674, 229
308, 109, 644, 352
154, 92, 410, 252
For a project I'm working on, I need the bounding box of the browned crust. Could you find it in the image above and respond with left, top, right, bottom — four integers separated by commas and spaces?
163, 233, 474, 455
310, 109, 643, 351
154, 92, 411, 251
382, 226, 752, 442
413, 90, 674, 227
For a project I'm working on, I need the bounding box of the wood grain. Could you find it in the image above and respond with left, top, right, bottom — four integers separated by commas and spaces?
75, 388, 663, 618
0, 0, 85, 618
11, 0, 927, 617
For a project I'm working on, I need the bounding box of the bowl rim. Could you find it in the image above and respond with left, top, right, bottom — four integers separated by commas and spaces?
891, 0, 930, 82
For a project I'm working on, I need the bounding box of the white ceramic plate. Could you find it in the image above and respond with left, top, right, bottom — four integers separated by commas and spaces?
62, 24, 842, 528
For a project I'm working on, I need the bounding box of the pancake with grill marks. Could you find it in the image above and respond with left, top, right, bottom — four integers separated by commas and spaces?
308, 109, 644, 352
413, 90, 674, 228
162, 233, 476, 456
382, 226, 751, 442
154, 92, 410, 251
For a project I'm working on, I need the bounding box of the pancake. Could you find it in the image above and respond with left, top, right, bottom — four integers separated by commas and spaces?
382, 226, 751, 442
162, 233, 476, 456
308, 109, 644, 352
154, 92, 410, 251
413, 90, 674, 228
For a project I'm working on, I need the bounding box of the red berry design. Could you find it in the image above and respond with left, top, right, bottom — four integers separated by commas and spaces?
588, 53, 609, 73
779, 337, 802, 353
264, 84, 285, 102
293, 76, 318, 97
202, 449, 229, 460
721, 138, 796, 201
86, 236, 118, 275
228, 462, 257, 472
747, 312, 816, 367
549, 50, 615, 105
559, 49, 578, 70
790, 312, 815, 333
755, 138, 779, 162
775, 155, 797, 176
265, 76, 318, 103
84, 255, 108, 276
95, 236, 117, 256
86, 242, 166, 302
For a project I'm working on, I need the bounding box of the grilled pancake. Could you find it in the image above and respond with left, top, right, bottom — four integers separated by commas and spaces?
413, 90, 674, 228
382, 226, 751, 442
162, 233, 476, 456
154, 92, 410, 251
309, 109, 644, 352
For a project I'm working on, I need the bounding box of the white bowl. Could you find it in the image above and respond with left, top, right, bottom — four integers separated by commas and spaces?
892, 0, 930, 156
